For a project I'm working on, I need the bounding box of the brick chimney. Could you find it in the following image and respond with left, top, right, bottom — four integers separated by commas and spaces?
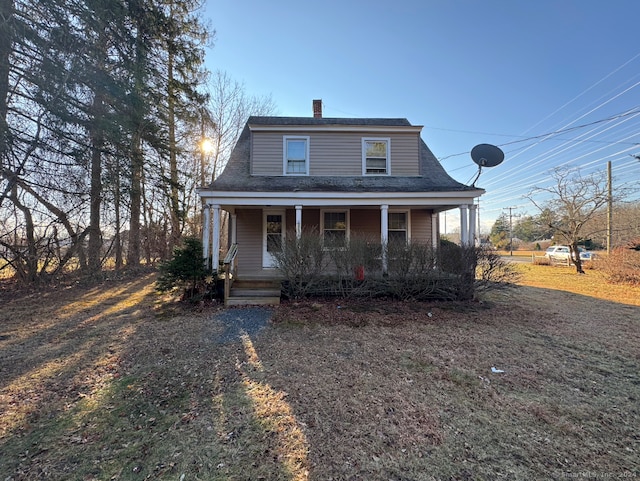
313, 99, 322, 118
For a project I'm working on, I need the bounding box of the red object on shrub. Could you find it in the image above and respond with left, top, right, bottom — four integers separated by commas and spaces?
354, 265, 365, 281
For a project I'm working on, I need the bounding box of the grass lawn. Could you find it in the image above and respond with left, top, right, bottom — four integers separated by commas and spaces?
1, 266, 639, 480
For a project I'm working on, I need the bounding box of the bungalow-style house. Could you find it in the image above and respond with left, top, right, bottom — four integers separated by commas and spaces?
197, 101, 484, 303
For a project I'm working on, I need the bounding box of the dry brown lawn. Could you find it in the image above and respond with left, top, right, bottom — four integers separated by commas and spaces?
0, 265, 639, 480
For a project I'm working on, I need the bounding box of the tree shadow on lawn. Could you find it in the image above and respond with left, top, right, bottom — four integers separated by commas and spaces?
0, 275, 155, 389
2, 277, 639, 480
0, 276, 308, 480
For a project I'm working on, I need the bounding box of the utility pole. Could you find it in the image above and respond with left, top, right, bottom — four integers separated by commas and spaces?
607, 160, 612, 254
503, 207, 518, 256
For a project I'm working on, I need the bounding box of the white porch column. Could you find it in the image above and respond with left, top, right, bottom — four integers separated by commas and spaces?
469, 204, 478, 246
459, 205, 469, 246
202, 204, 211, 268
431, 212, 439, 249
380, 204, 389, 274
295, 205, 302, 240
230, 213, 237, 245
211, 204, 221, 272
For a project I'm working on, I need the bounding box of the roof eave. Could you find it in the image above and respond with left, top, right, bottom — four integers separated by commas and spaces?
197, 189, 485, 207
248, 124, 423, 133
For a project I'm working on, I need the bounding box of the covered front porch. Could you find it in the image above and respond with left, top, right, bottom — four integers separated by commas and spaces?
201, 198, 480, 280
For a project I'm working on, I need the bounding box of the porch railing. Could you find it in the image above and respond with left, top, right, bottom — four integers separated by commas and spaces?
222, 243, 238, 304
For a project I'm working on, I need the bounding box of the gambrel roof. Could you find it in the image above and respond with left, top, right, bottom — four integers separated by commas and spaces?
207, 116, 480, 194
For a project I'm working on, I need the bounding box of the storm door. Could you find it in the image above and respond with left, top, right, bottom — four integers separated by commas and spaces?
263, 210, 285, 268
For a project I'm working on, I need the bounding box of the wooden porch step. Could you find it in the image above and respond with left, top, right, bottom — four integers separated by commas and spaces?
230, 288, 281, 297
226, 295, 281, 306
225, 279, 281, 306
232, 279, 281, 289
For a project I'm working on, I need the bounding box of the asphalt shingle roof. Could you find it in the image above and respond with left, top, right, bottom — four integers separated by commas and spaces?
207, 116, 477, 193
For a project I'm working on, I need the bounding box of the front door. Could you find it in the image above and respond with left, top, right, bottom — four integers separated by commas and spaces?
263, 210, 285, 268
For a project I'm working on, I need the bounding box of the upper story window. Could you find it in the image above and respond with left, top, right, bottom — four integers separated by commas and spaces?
283, 136, 309, 175
362, 138, 390, 175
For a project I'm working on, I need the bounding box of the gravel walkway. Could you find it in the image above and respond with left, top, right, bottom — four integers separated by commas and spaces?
213, 307, 273, 344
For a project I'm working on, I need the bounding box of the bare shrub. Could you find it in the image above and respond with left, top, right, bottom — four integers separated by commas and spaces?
387, 240, 437, 278
337, 235, 382, 273
475, 245, 522, 292
600, 248, 640, 285
384, 241, 445, 300
273, 234, 520, 301
532, 255, 550, 265
272, 229, 330, 299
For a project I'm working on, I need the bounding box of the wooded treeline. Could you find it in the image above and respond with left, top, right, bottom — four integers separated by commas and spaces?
0, 0, 274, 284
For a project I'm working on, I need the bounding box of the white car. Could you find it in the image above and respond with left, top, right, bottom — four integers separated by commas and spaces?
544, 245, 595, 263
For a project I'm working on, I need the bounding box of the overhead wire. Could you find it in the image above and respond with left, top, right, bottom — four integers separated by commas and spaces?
474, 95, 640, 212
442, 52, 640, 204
437, 106, 640, 162
518, 51, 640, 136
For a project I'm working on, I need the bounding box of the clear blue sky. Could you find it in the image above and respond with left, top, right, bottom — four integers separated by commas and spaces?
202, 0, 640, 234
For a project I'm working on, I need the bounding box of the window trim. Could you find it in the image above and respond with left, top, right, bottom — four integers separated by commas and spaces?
320, 209, 350, 248
388, 209, 411, 245
362, 137, 391, 176
283, 135, 310, 176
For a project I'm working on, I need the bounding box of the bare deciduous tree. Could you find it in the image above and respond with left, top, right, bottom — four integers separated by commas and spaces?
527, 167, 609, 274
205, 70, 277, 182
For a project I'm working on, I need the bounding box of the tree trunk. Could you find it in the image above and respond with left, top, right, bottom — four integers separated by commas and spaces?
114, 157, 123, 269
570, 243, 585, 274
127, 131, 142, 268
167, 44, 181, 254
87, 89, 105, 272
0, 0, 12, 166
9, 185, 38, 283
126, 14, 147, 269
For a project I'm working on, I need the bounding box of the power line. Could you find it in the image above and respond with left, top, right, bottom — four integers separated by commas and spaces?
437, 106, 640, 161
519, 51, 640, 135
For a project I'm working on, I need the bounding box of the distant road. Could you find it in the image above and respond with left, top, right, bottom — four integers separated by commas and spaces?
500, 255, 532, 264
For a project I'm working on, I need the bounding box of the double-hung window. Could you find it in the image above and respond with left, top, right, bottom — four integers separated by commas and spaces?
284, 136, 309, 175
322, 210, 348, 248
362, 138, 390, 175
388, 211, 409, 245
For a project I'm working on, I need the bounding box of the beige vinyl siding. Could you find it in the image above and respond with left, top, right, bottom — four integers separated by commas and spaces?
236, 209, 263, 276
309, 133, 361, 175
390, 133, 420, 175
410, 209, 433, 244
302, 208, 320, 233
251, 133, 284, 175
280, 208, 433, 242
350, 209, 379, 237
351, 209, 433, 244
281, 208, 321, 238
251, 131, 420, 176
285, 209, 295, 239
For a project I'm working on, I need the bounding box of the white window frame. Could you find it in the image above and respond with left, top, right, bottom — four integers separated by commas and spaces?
362, 137, 391, 176
283, 136, 310, 175
320, 209, 350, 248
388, 210, 411, 245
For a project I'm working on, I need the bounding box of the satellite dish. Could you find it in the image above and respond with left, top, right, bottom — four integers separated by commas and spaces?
470, 144, 504, 186
471, 144, 504, 168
